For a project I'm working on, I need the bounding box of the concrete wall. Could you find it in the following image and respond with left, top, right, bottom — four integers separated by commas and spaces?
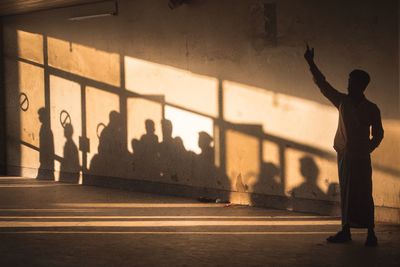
2, 0, 399, 223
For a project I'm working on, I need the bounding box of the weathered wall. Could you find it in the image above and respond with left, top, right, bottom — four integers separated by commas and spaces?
2, 0, 399, 223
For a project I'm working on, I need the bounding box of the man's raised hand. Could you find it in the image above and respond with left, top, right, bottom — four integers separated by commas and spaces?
304, 43, 314, 63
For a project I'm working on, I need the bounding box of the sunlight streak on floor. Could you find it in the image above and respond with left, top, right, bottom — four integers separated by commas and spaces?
0, 216, 339, 219
0, 220, 341, 228
0, 231, 365, 235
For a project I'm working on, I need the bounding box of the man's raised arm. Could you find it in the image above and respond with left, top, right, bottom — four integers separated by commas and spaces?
304, 44, 345, 108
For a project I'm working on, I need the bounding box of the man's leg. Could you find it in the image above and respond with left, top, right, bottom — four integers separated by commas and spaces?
327, 223, 352, 243
356, 156, 377, 247
365, 227, 378, 246
327, 154, 352, 243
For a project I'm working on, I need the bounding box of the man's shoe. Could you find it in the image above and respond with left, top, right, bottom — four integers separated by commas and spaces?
365, 233, 378, 247
327, 230, 352, 243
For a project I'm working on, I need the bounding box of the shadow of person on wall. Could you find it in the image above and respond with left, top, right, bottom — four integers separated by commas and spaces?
130, 138, 141, 176
89, 111, 129, 178
36, 107, 55, 180
140, 119, 159, 154
59, 123, 80, 183
289, 156, 327, 214
249, 161, 288, 209
158, 119, 188, 183
192, 131, 230, 200
257, 162, 283, 195
193, 131, 215, 188
134, 119, 160, 180
198, 131, 214, 164
175, 136, 193, 184
291, 156, 325, 200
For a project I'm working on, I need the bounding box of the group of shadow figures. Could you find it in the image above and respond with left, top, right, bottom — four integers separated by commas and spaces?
36, 107, 339, 201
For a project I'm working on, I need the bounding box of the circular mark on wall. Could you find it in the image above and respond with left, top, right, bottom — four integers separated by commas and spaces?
96, 123, 106, 138
19, 93, 29, 112
59, 110, 71, 128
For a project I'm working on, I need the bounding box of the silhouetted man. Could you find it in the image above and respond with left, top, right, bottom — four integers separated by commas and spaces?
36, 107, 54, 180
198, 131, 214, 164
140, 119, 159, 151
90, 111, 128, 177
138, 119, 160, 179
59, 123, 80, 183
304, 44, 384, 247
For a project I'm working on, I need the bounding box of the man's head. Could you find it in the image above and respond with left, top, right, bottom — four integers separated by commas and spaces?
109, 111, 121, 128
300, 156, 319, 183
347, 69, 370, 96
64, 123, 73, 139
161, 119, 173, 139
198, 131, 212, 151
145, 119, 155, 134
37, 107, 48, 123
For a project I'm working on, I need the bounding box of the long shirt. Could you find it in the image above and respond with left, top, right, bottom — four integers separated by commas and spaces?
308, 61, 384, 158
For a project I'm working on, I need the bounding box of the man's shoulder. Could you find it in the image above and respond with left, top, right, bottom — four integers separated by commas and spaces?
364, 98, 380, 112
362, 98, 382, 120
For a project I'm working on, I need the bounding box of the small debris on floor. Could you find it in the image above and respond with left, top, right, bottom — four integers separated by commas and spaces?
197, 196, 230, 204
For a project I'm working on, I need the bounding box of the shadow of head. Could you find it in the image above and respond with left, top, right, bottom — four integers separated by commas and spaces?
161, 119, 173, 139
37, 107, 49, 124
300, 156, 319, 184
109, 111, 121, 128
261, 162, 280, 179
198, 131, 213, 150
145, 119, 155, 134
64, 123, 74, 139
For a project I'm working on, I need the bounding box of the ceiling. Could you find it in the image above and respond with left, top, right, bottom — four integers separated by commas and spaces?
0, 0, 106, 16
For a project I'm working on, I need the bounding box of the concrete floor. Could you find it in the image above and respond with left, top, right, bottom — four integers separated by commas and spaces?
0, 177, 398, 267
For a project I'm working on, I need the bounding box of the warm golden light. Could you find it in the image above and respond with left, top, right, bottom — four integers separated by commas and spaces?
47, 37, 120, 86
3, 27, 399, 223
85, 86, 120, 164
226, 130, 260, 191
17, 30, 44, 64
225, 129, 260, 204
371, 119, 400, 208
0, 215, 336, 219
127, 98, 163, 153
50, 75, 82, 179
0, 231, 365, 235
0, 184, 73, 188
12, 61, 45, 171
54, 203, 227, 208
285, 148, 338, 199
165, 106, 213, 153
0, 220, 341, 228
124, 56, 219, 117
223, 80, 338, 152
18, 62, 44, 147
